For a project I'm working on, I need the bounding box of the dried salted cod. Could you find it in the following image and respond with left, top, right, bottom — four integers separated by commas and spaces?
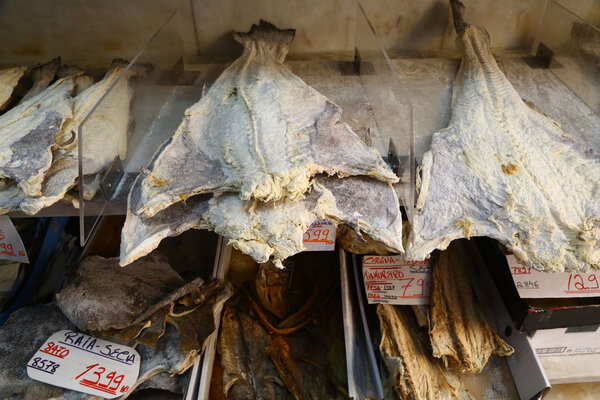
121, 176, 403, 266
218, 304, 289, 399
56, 255, 186, 331
20, 57, 61, 103
0, 75, 78, 196
0, 66, 134, 215
0, 66, 27, 112
133, 20, 396, 218
377, 304, 472, 400
429, 242, 513, 373
406, 0, 600, 272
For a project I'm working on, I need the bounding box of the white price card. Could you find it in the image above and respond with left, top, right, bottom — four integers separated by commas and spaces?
362, 255, 432, 305
0, 216, 28, 263
303, 219, 336, 251
508, 255, 600, 298
27, 330, 140, 399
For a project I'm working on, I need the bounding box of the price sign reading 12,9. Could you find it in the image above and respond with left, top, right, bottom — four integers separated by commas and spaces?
303, 219, 336, 251
27, 330, 140, 399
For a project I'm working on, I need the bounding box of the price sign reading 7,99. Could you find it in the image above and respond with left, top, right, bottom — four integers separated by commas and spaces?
362, 255, 432, 305
303, 219, 336, 252
27, 330, 140, 399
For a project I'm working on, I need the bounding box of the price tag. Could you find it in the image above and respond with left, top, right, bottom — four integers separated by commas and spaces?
303, 219, 335, 251
362, 255, 432, 305
27, 330, 140, 399
507, 255, 600, 298
0, 216, 28, 263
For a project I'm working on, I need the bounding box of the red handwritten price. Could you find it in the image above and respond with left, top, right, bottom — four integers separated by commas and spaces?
303, 219, 336, 251
303, 228, 333, 244
75, 363, 128, 396
40, 342, 70, 359
567, 274, 600, 294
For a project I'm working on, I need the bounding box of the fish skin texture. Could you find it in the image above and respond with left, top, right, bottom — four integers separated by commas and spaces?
56, 255, 185, 331
377, 304, 472, 400
133, 20, 396, 219
0, 76, 76, 197
406, 1, 600, 272
0, 66, 28, 111
429, 242, 513, 373
120, 176, 403, 266
20, 57, 62, 104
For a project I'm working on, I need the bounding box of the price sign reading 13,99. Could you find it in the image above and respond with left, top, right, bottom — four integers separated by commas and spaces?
27, 330, 140, 399
303, 219, 336, 251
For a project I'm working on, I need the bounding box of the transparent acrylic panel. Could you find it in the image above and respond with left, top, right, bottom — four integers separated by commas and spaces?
534, 0, 600, 114
355, 2, 415, 219
78, 11, 185, 245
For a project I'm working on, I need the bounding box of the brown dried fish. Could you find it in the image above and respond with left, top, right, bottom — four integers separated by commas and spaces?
218, 304, 289, 399
429, 242, 513, 373
377, 304, 472, 400
255, 261, 291, 319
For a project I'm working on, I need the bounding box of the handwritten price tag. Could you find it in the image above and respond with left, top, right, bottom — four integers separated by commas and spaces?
362, 255, 432, 305
303, 219, 335, 251
0, 216, 28, 263
507, 255, 600, 298
27, 330, 140, 399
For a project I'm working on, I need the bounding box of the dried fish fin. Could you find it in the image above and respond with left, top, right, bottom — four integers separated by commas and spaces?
406, 1, 600, 272
0, 66, 28, 111
377, 304, 472, 400
429, 242, 513, 372
136, 305, 171, 346
133, 21, 396, 219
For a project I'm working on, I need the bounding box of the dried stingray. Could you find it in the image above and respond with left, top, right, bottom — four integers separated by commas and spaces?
121, 175, 403, 266
0, 303, 92, 399
429, 242, 513, 373
133, 20, 396, 219
377, 304, 472, 400
56, 255, 186, 331
406, 0, 600, 272
0, 66, 134, 215
0, 66, 27, 112
218, 304, 289, 399
0, 75, 80, 196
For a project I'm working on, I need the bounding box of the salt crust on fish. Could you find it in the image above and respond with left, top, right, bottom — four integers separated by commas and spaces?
133, 20, 396, 219
406, 0, 600, 272
121, 176, 403, 266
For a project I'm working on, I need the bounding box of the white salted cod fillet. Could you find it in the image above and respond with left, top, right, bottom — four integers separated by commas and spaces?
0, 75, 79, 197
0, 66, 27, 112
121, 175, 403, 266
0, 66, 133, 215
133, 20, 397, 218
405, 0, 600, 272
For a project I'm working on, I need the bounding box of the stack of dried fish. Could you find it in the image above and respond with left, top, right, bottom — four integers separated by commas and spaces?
405, 0, 600, 272
120, 20, 404, 268
0, 58, 139, 215
215, 258, 347, 399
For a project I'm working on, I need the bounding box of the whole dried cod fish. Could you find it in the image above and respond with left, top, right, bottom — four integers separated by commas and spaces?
0, 75, 79, 197
121, 176, 403, 267
406, 0, 600, 272
377, 304, 472, 400
132, 20, 396, 219
218, 304, 290, 399
0, 66, 27, 111
0, 66, 134, 215
429, 242, 513, 373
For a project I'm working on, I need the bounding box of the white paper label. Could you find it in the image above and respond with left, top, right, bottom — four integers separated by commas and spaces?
362, 255, 432, 305
303, 219, 335, 251
532, 326, 600, 356
507, 255, 600, 298
27, 330, 140, 399
0, 216, 28, 263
